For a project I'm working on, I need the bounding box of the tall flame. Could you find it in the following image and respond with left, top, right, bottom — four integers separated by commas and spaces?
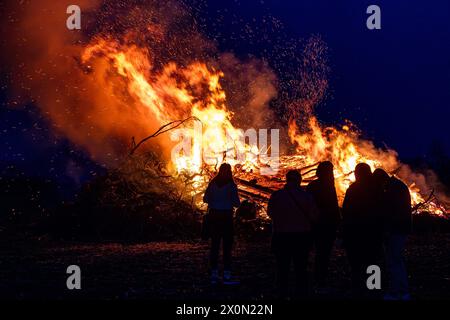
82, 37, 256, 175
81, 36, 448, 216
288, 116, 448, 215
5, 0, 448, 217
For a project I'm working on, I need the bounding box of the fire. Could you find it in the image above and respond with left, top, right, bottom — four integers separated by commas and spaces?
82, 37, 257, 176
288, 116, 448, 216
288, 117, 389, 198
7, 1, 447, 218
79, 35, 449, 217
80, 36, 447, 217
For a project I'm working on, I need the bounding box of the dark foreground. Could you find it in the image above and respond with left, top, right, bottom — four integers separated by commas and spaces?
0, 233, 449, 300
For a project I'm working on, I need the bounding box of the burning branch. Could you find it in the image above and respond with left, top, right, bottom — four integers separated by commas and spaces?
412, 189, 435, 213
235, 177, 275, 195
299, 161, 320, 172
129, 116, 201, 155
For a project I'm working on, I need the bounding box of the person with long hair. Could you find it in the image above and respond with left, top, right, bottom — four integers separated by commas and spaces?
203, 163, 240, 285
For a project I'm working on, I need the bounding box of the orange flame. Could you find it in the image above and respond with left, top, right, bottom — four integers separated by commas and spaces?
82, 37, 260, 177
8, 0, 445, 216
79, 35, 448, 216
288, 117, 447, 216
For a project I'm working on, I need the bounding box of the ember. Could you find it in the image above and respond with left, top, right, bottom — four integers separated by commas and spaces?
81, 34, 448, 217
8, 0, 449, 218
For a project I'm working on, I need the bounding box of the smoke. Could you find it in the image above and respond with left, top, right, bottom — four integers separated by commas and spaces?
218, 53, 278, 128
3, 0, 126, 165
397, 165, 450, 211
3, 0, 283, 166
2, 0, 448, 213
286, 35, 330, 125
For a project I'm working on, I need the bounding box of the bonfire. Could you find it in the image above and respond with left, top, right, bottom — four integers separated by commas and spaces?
80, 30, 449, 219
11, 1, 449, 220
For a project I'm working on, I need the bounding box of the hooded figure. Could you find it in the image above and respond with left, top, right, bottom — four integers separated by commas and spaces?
306, 161, 340, 288
373, 168, 412, 300
342, 163, 383, 297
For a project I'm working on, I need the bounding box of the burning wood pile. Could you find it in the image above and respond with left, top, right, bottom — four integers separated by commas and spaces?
86, 16, 447, 218
9, 0, 449, 222
129, 119, 449, 219
234, 159, 449, 219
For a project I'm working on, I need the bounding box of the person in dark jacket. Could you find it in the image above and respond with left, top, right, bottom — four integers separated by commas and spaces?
306, 161, 340, 289
203, 163, 240, 285
268, 170, 319, 298
373, 168, 412, 300
342, 163, 384, 296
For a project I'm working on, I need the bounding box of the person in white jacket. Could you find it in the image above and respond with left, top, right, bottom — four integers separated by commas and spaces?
203, 163, 240, 285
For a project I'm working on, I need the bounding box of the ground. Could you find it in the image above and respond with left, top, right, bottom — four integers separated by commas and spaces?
0, 233, 449, 300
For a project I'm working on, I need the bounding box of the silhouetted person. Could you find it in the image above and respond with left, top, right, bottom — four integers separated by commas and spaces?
307, 161, 340, 290
342, 163, 383, 297
372, 168, 391, 226
268, 170, 319, 298
203, 163, 240, 285
373, 168, 412, 300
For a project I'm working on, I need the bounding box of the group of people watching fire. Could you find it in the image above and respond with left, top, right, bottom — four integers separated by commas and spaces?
202, 161, 412, 300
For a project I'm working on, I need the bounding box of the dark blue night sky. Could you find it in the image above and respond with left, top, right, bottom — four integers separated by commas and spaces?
1, 0, 450, 190
197, 0, 450, 157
